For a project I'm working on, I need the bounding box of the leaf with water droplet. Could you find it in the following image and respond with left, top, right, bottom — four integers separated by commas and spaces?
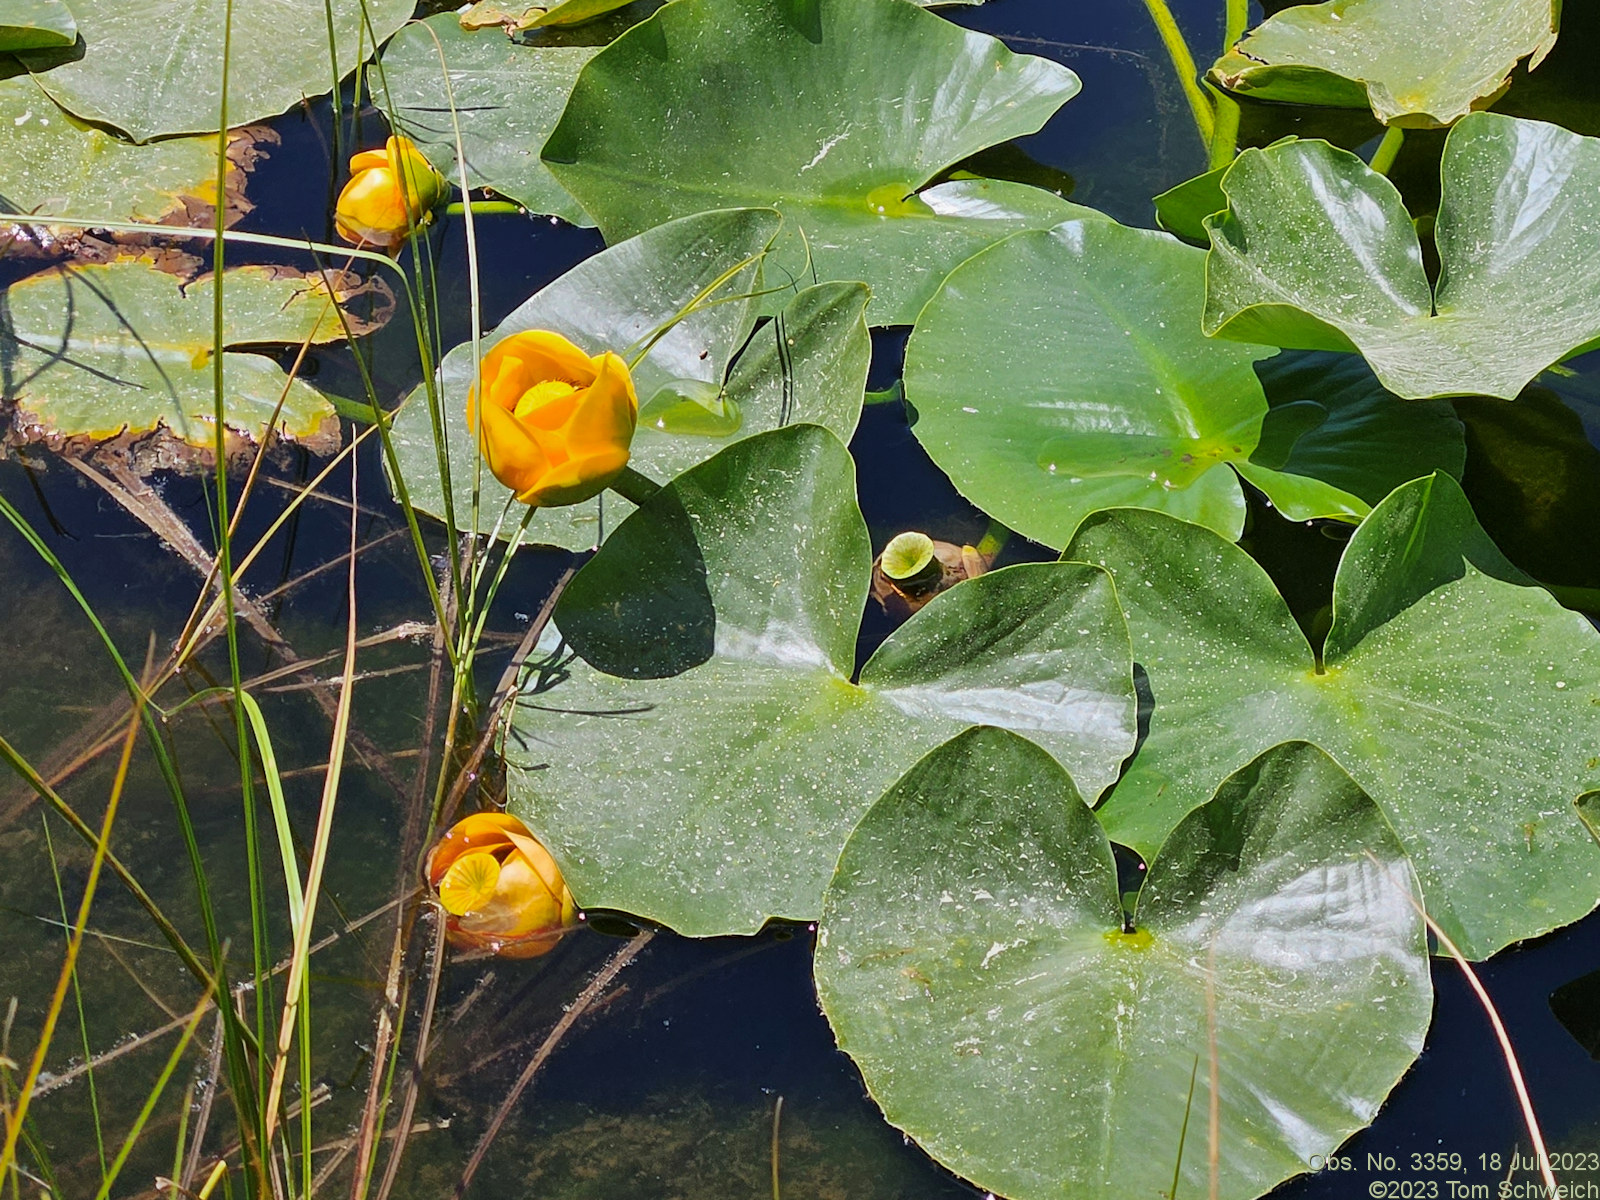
817, 733, 1431, 1200
1067, 472, 1600, 959
505, 425, 1137, 935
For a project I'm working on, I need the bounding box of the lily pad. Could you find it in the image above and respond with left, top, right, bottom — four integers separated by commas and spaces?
375, 13, 603, 225
505, 424, 1137, 935
0, 0, 75, 53
15, 0, 413, 142
2, 258, 354, 452
1210, 0, 1558, 127
540, 0, 1087, 324
816, 732, 1432, 1200
1253, 350, 1466, 506
389, 208, 871, 551
903, 218, 1365, 549
1205, 113, 1600, 400
1064, 473, 1600, 960
0, 75, 223, 225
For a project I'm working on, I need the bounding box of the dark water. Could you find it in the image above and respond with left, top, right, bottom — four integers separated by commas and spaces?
2, 0, 1599, 1194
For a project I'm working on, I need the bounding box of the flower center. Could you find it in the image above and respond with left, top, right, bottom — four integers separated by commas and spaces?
513, 379, 580, 419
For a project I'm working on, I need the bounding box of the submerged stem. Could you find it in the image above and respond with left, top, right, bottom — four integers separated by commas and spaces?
1369, 126, 1406, 176
1140, 0, 1215, 147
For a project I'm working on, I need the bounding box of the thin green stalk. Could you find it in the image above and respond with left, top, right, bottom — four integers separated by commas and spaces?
1208, 0, 1249, 168
1370, 125, 1405, 175
609, 467, 663, 507
324, 0, 343, 168
974, 519, 1011, 562
41, 817, 107, 1182
1140, 0, 1215, 146
237, 692, 314, 1196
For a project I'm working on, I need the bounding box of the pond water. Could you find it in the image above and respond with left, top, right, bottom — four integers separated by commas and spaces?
2, 0, 1599, 1195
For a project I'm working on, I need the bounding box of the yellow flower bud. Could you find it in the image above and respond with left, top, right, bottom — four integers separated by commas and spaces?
334, 135, 449, 251
425, 812, 578, 958
467, 329, 639, 507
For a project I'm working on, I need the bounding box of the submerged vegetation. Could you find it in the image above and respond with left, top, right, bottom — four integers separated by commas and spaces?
0, 0, 1597, 1196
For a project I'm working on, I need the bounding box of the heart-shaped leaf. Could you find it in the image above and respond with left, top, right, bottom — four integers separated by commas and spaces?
540, 0, 1087, 324
2, 258, 355, 451
389, 208, 871, 550
904, 218, 1366, 548
1205, 113, 1600, 400
504, 424, 1137, 935
16, 0, 413, 142
1065, 473, 1600, 959
1210, 0, 1558, 127
816, 732, 1432, 1200
375, 13, 606, 225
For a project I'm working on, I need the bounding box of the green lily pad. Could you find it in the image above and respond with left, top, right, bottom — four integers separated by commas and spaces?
15, 0, 412, 142
1209, 0, 1558, 127
1253, 350, 1466, 506
541, 0, 1086, 324
1064, 473, 1600, 960
1152, 162, 1227, 244
505, 425, 1137, 935
389, 208, 871, 550
1205, 113, 1600, 400
2, 258, 351, 451
0, 0, 75, 52
0, 75, 221, 225
903, 218, 1365, 549
816, 733, 1432, 1200
375, 13, 603, 225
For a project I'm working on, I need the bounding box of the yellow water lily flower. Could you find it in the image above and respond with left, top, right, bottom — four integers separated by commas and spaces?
425, 812, 578, 958
334, 135, 449, 251
467, 329, 639, 507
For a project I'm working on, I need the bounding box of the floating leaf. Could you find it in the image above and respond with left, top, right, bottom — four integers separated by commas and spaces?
1210, 0, 1558, 127
1065, 473, 1600, 960
1205, 113, 1600, 400
2, 258, 357, 453
376, 13, 605, 225
541, 0, 1086, 324
0, 0, 76, 53
505, 425, 1137, 935
816, 733, 1431, 1200
1152, 162, 1227, 244
389, 208, 870, 551
904, 218, 1363, 549
1254, 350, 1465, 505
0, 75, 230, 229
522, 0, 645, 26
15, 0, 413, 142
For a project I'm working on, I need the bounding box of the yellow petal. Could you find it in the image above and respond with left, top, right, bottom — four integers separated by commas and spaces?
458, 855, 562, 938
438, 851, 501, 916
478, 395, 556, 497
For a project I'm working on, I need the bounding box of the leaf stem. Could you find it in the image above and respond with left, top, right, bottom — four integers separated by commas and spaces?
1140, 0, 1215, 147
608, 466, 663, 507
442, 200, 525, 216
1369, 126, 1405, 176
